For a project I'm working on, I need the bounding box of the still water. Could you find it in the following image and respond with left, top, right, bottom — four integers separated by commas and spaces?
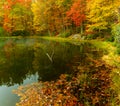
0, 38, 103, 106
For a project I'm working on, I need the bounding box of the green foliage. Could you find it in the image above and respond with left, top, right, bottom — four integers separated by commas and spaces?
36, 31, 50, 36
106, 36, 115, 42
112, 23, 120, 43
86, 34, 99, 39
111, 23, 120, 54
11, 30, 30, 36
0, 27, 9, 36
115, 44, 120, 54
0, 27, 5, 36
86, 32, 105, 39
58, 30, 71, 38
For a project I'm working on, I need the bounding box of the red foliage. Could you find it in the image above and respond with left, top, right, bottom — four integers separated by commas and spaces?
66, 0, 86, 26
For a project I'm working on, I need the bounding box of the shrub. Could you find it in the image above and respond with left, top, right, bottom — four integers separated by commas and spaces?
86, 34, 99, 40
12, 30, 30, 36
36, 31, 51, 36
106, 36, 115, 42
111, 23, 120, 54
116, 44, 120, 54
58, 30, 71, 38
0, 27, 6, 36
111, 23, 120, 43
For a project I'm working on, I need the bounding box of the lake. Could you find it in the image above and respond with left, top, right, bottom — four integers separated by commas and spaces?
0, 38, 104, 106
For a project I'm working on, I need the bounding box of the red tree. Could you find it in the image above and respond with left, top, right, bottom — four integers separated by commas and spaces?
66, 0, 86, 27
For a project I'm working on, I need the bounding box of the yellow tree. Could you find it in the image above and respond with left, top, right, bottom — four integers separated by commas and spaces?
86, 0, 116, 33
31, 0, 48, 34
32, 0, 72, 36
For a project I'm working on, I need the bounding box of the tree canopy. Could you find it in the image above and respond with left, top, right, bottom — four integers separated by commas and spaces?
0, 0, 120, 37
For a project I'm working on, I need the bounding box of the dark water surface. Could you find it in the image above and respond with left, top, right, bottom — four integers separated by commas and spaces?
0, 38, 104, 106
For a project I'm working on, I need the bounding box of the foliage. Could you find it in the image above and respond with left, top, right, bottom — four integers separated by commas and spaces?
86, 33, 99, 40
10, 3, 33, 31
106, 36, 115, 42
111, 23, 120, 54
58, 30, 71, 38
66, 0, 87, 34
14, 57, 117, 106
2, 0, 33, 34
31, 0, 72, 36
0, 0, 120, 37
86, 0, 117, 34
112, 23, 120, 43
11, 30, 30, 36
66, 0, 86, 26
116, 44, 120, 54
0, 27, 5, 36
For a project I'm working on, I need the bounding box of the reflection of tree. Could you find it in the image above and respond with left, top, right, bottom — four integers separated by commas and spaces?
32, 41, 74, 81
0, 41, 34, 86
0, 38, 105, 86
32, 41, 104, 82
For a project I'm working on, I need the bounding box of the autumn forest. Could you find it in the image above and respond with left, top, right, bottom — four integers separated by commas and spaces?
0, 0, 120, 39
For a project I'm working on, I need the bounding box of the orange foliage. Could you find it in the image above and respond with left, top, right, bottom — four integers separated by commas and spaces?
3, 15, 11, 32
66, 0, 86, 26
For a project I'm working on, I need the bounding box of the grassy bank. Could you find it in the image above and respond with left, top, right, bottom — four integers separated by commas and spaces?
42, 36, 120, 67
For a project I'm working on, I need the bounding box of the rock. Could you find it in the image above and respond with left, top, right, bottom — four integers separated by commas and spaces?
70, 34, 85, 40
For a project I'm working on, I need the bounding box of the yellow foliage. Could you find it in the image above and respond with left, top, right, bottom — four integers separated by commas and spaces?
86, 0, 117, 31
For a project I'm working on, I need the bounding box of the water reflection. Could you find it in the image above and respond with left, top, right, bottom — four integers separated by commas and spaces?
0, 38, 105, 106
0, 38, 104, 86
0, 73, 38, 106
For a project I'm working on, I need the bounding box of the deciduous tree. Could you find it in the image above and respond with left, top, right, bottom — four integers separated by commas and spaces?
86, 0, 116, 33
66, 0, 86, 34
